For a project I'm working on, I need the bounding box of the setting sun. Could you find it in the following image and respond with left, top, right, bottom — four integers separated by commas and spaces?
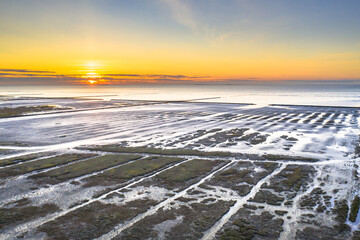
87, 80, 97, 84
81, 72, 103, 85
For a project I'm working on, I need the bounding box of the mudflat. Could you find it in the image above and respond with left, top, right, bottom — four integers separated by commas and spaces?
1, 96, 359, 239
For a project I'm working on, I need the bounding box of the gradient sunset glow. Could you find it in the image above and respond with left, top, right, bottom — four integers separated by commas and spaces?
0, 0, 359, 85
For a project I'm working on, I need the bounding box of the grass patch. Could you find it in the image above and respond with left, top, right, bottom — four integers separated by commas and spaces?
0, 153, 52, 167
37, 199, 158, 239
285, 167, 306, 189
332, 199, 350, 233
83, 145, 234, 158
209, 162, 278, 196
355, 145, 360, 157
263, 165, 315, 194
349, 196, 360, 222
154, 159, 222, 188
333, 200, 349, 223
0, 203, 59, 229
219, 211, 284, 240
0, 105, 70, 118
0, 153, 95, 178
263, 154, 318, 162
214, 168, 252, 182
250, 190, 284, 206
31, 154, 141, 183
84, 156, 183, 187
0, 141, 28, 147
118, 200, 234, 240
220, 218, 256, 240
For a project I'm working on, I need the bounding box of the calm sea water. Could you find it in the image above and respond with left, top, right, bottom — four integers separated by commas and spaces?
1, 84, 360, 107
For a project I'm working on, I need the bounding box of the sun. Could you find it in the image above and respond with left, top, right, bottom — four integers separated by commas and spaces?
81, 72, 103, 85
87, 80, 98, 84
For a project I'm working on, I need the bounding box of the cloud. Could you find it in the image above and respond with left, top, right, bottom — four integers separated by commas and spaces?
0, 68, 212, 85
160, 0, 198, 33
103, 74, 208, 79
1, 67, 358, 86
0, 68, 55, 73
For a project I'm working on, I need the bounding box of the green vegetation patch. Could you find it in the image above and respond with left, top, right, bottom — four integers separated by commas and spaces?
355, 145, 360, 157
220, 218, 256, 240
0, 105, 70, 118
263, 165, 315, 193
299, 187, 325, 210
332, 199, 350, 232
0, 203, 59, 229
31, 154, 141, 183
219, 210, 284, 240
263, 154, 318, 162
349, 196, 360, 222
352, 231, 360, 240
0, 141, 28, 147
7, 198, 32, 207
297, 226, 351, 240
117, 200, 234, 240
154, 159, 224, 189
0, 149, 9, 154
285, 167, 306, 188
0, 152, 53, 167
209, 161, 278, 196
37, 199, 158, 239
83, 156, 183, 187
84, 145, 234, 158
214, 168, 252, 183
250, 190, 285, 206
0, 153, 95, 178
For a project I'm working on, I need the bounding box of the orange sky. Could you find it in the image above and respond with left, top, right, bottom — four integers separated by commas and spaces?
0, 0, 359, 85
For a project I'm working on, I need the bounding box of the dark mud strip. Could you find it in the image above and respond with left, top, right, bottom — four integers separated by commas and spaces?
0, 105, 71, 118
0, 101, 163, 119
165, 128, 222, 147
188, 128, 263, 148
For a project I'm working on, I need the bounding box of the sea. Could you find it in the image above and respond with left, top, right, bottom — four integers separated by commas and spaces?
1, 84, 360, 107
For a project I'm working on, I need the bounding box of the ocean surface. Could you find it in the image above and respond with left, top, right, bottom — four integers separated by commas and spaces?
1, 84, 360, 107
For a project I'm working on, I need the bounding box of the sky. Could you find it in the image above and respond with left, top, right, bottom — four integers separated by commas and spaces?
0, 0, 359, 85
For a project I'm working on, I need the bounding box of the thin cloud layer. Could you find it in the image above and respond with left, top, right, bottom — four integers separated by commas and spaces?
0, 68, 358, 86
0, 68, 214, 85
0, 68, 55, 73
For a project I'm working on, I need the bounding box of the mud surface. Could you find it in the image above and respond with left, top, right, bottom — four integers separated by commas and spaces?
0, 97, 359, 239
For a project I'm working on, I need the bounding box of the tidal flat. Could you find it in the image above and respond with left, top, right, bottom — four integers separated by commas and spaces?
0, 96, 360, 239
